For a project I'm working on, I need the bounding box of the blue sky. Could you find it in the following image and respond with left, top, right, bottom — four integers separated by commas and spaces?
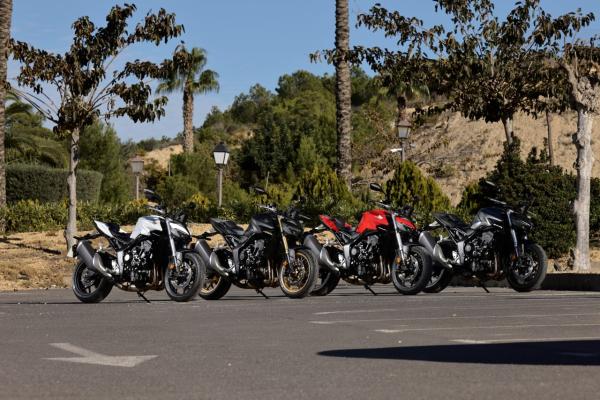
8, 0, 600, 141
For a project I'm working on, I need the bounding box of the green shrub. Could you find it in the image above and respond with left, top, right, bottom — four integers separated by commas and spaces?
384, 161, 452, 225
156, 176, 199, 210
292, 164, 365, 223
0, 199, 148, 233
6, 163, 103, 203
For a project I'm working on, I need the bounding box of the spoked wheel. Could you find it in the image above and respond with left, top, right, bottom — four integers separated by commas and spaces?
198, 271, 232, 300
424, 264, 453, 293
279, 249, 318, 298
506, 243, 547, 292
165, 252, 205, 302
311, 267, 340, 296
72, 261, 113, 303
391, 246, 432, 295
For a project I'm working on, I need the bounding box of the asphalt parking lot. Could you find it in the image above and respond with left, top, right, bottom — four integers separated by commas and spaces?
1, 285, 600, 400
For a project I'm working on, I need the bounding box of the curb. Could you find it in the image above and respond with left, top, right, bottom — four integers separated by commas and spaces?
451, 273, 600, 291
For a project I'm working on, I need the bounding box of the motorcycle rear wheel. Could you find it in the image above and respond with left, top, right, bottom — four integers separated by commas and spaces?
279, 249, 318, 298
198, 272, 232, 300
424, 265, 453, 293
311, 268, 340, 296
72, 261, 113, 303
391, 246, 432, 295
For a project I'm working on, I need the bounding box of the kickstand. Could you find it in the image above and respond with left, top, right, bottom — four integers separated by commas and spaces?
137, 291, 151, 303
256, 289, 269, 299
478, 281, 490, 294
364, 284, 377, 296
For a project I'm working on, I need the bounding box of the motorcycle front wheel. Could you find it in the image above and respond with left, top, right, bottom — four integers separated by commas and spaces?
506, 243, 547, 292
72, 261, 113, 303
165, 252, 205, 302
391, 246, 433, 295
279, 249, 318, 298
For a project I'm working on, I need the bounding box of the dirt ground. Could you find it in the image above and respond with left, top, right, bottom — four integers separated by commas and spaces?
1, 225, 599, 291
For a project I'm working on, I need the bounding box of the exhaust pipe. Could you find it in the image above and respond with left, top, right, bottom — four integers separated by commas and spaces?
76, 241, 113, 279
419, 231, 451, 269
194, 239, 229, 277
303, 235, 339, 272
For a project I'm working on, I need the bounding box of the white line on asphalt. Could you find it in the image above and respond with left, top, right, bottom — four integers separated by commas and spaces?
388, 323, 600, 333
44, 343, 157, 368
451, 337, 600, 344
375, 329, 403, 333
311, 311, 600, 325
313, 309, 398, 315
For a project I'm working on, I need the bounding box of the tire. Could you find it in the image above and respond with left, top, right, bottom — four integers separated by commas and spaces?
165, 252, 205, 302
72, 261, 113, 303
506, 243, 547, 292
311, 268, 340, 296
424, 264, 453, 293
198, 272, 232, 300
391, 246, 433, 295
279, 249, 318, 299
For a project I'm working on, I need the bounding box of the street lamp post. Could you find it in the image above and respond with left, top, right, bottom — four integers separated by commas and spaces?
213, 142, 230, 207
397, 119, 412, 163
129, 156, 145, 200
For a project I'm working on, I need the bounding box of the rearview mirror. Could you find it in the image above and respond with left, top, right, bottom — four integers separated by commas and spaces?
369, 183, 383, 193
252, 186, 268, 196
144, 189, 162, 203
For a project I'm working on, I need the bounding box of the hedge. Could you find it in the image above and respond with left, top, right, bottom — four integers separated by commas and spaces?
6, 163, 103, 203
0, 200, 149, 233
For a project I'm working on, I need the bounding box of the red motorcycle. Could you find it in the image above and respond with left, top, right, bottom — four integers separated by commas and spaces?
304, 183, 432, 296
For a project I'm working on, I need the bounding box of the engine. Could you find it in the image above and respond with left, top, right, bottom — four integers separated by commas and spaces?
239, 239, 268, 284
122, 240, 154, 286
464, 231, 496, 273
350, 236, 380, 277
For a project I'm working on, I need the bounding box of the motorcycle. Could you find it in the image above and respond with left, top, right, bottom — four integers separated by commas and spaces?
306, 183, 433, 296
419, 181, 547, 293
195, 187, 318, 299
71, 189, 205, 303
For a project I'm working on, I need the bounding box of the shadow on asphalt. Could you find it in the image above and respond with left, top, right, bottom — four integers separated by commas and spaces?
319, 340, 600, 366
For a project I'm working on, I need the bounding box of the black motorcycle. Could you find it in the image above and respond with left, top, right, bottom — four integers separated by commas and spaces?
195, 187, 318, 299
419, 182, 547, 293
71, 189, 205, 303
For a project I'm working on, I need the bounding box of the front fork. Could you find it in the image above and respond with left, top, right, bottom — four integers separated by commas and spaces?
391, 211, 407, 265
278, 216, 294, 267
507, 211, 521, 259
165, 218, 182, 271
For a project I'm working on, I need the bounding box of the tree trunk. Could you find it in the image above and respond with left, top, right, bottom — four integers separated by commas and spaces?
546, 110, 555, 166
0, 0, 13, 233
182, 87, 194, 153
501, 116, 514, 145
334, 0, 352, 188
65, 128, 79, 257
572, 109, 594, 272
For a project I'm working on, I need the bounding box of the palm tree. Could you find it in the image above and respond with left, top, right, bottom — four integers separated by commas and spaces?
0, 0, 13, 218
334, 0, 352, 188
158, 45, 219, 153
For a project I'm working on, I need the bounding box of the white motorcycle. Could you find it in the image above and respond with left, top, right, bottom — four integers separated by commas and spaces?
71, 189, 205, 303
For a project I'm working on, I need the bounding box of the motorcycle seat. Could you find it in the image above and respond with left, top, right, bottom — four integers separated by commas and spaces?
94, 220, 131, 244
432, 213, 473, 235
210, 218, 245, 238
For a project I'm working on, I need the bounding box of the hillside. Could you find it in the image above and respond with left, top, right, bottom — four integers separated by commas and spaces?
374, 111, 600, 204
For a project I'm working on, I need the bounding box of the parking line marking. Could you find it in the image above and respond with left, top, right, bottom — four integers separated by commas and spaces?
311, 312, 600, 325
451, 336, 600, 344
391, 323, 600, 333
314, 309, 398, 316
